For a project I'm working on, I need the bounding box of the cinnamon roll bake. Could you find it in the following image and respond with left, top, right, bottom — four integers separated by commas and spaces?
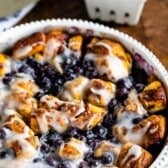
0, 28, 167, 168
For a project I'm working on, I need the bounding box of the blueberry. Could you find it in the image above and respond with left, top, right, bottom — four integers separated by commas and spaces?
0, 148, 15, 159
116, 88, 128, 101
102, 114, 114, 128
50, 82, 62, 96
94, 126, 107, 139
45, 156, 57, 166
2, 72, 15, 86
82, 59, 99, 79
108, 98, 117, 112
102, 153, 113, 164
132, 117, 143, 124
143, 114, 149, 119
78, 162, 86, 168
0, 129, 6, 139
63, 68, 76, 81
33, 158, 42, 163
87, 139, 99, 149
109, 137, 120, 144
86, 130, 95, 139
26, 57, 40, 69
90, 159, 99, 167
117, 77, 133, 90
135, 83, 144, 93
63, 55, 78, 68
75, 134, 86, 142
34, 91, 45, 100
40, 144, 50, 154
83, 59, 94, 69
18, 64, 35, 78
84, 152, 93, 163
57, 161, 71, 168
43, 64, 57, 78
40, 77, 51, 93
73, 66, 83, 74
44, 130, 63, 146
53, 138, 63, 148
66, 127, 78, 137
84, 69, 99, 79
132, 67, 148, 84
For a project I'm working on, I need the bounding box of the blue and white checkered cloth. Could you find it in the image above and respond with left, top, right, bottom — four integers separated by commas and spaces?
0, 3, 36, 33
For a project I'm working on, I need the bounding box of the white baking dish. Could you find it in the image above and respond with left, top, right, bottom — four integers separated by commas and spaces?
0, 19, 167, 168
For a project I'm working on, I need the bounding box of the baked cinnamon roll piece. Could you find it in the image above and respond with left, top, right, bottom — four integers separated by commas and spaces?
137, 114, 166, 148
39, 94, 63, 109
4, 76, 38, 119
57, 138, 88, 160
85, 38, 132, 81
117, 143, 153, 168
44, 30, 67, 62
39, 94, 86, 119
60, 76, 89, 101
10, 75, 39, 97
94, 140, 121, 165
139, 80, 166, 113
13, 32, 46, 59
68, 35, 83, 56
30, 108, 69, 134
72, 103, 107, 130
86, 79, 116, 107
5, 92, 38, 119
2, 114, 39, 159
113, 113, 166, 148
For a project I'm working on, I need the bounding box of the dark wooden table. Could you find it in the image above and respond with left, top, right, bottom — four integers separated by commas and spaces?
18, 0, 168, 69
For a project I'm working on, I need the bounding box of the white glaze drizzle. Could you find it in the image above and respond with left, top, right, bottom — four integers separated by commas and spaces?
122, 144, 142, 166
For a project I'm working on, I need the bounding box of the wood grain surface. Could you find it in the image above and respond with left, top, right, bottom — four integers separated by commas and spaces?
18, 0, 168, 69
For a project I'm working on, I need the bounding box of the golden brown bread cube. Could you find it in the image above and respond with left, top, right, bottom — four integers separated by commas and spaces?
47, 29, 68, 41
60, 100, 85, 120
0, 53, 11, 77
68, 35, 83, 54
94, 141, 121, 165
39, 95, 63, 109
30, 108, 69, 134
4, 114, 34, 135
11, 79, 39, 97
57, 138, 88, 160
117, 143, 153, 168
85, 38, 132, 81
3, 115, 39, 159
44, 30, 67, 61
13, 32, 46, 59
139, 81, 166, 113
118, 89, 147, 116
89, 37, 100, 46
138, 115, 166, 148
89, 38, 132, 70
113, 114, 166, 148
39, 94, 86, 121
9, 136, 39, 159
86, 79, 116, 107
5, 92, 38, 119
60, 76, 89, 101
72, 103, 107, 130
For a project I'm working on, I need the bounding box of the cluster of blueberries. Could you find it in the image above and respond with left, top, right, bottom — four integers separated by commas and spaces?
0, 49, 151, 167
